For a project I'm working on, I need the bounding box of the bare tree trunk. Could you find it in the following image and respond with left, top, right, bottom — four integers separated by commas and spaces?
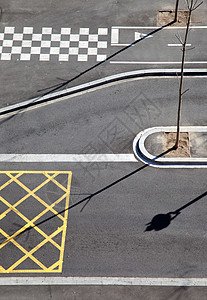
174, 0, 203, 149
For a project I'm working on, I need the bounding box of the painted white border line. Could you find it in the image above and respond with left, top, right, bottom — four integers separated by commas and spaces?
0, 68, 207, 115
1, 277, 207, 286
168, 44, 191, 47
133, 126, 207, 168
112, 26, 207, 29
0, 154, 137, 163
110, 61, 207, 64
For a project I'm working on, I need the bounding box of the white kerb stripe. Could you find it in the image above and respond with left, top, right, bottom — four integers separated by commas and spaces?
0, 154, 137, 163
0, 277, 207, 286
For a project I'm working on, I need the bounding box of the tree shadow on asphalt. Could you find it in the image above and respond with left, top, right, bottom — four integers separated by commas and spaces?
0, 147, 173, 245
145, 190, 207, 231
0, 144, 206, 245
0, 1, 180, 124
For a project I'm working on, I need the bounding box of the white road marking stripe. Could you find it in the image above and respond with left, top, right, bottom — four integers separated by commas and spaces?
111, 28, 119, 44
168, 43, 191, 47
0, 154, 137, 163
110, 61, 207, 64
112, 26, 207, 29
0, 277, 207, 286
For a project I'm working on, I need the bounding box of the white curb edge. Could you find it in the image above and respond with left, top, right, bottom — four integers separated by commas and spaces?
0, 68, 207, 115
133, 126, 207, 168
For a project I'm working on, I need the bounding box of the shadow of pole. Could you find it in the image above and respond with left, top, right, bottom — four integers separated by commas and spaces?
36, 0, 179, 98
145, 190, 207, 231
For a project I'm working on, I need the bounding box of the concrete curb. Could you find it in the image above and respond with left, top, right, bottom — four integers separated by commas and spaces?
1, 68, 207, 115
133, 126, 207, 168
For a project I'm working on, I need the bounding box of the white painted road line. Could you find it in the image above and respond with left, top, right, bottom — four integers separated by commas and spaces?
111, 26, 207, 29
110, 61, 207, 64
0, 154, 137, 163
168, 43, 192, 47
1, 277, 207, 286
111, 28, 119, 44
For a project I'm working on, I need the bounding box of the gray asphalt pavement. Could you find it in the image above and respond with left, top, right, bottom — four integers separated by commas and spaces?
0, 76, 206, 280
0, 0, 207, 107
0, 1, 207, 298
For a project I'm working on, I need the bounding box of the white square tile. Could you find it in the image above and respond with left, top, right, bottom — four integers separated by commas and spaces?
69, 34, 80, 42
20, 53, 31, 60
0, 33, 4, 40
79, 41, 89, 48
97, 54, 106, 61
0, 46, 2, 53
1, 53, 11, 60
79, 28, 89, 35
88, 48, 97, 55
89, 34, 98, 42
41, 40, 51, 47
51, 34, 61, 41
23, 27, 33, 34
69, 47, 78, 55
11, 47, 22, 54
32, 34, 42, 41
97, 41, 107, 48
59, 54, 69, 61
40, 54, 50, 61
22, 40, 32, 47
50, 47, 60, 54
4, 27, 15, 34
3, 40, 13, 47
78, 54, 88, 61
61, 28, 71, 34
42, 27, 52, 34
98, 28, 108, 35
60, 41, 70, 48
13, 33, 23, 41
30, 47, 41, 54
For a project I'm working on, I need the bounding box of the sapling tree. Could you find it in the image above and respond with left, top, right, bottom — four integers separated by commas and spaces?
174, 0, 203, 149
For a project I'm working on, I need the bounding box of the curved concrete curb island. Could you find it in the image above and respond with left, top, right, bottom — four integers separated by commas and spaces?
0, 68, 207, 115
133, 126, 207, 168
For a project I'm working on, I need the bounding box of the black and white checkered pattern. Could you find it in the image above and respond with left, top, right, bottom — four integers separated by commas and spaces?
0, 27, 108, 61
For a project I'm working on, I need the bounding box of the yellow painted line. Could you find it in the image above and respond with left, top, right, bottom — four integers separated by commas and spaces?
0, 199, 62, 250
7, 173, 65, 221
9, 226, 64, 272
0, 173, 21, 190
0, 228, 47, 272
0, 175, 56, 220
59, 172, 72, 273
44, 172, 68, 193
0, 171, 72, 273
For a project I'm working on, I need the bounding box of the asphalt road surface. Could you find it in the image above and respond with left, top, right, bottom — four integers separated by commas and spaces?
0, 0, 207, 299
0, 76, 206, 278
0, 0, 207, 107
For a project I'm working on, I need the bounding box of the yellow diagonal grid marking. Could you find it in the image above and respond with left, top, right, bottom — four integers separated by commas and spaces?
0, 171, 72, 273
0, 174, 58, 220
7, 173, 65, 221
0, 195, 62, 250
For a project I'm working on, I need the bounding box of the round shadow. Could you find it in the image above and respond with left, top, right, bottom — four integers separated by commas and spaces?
145, 213, 172, 231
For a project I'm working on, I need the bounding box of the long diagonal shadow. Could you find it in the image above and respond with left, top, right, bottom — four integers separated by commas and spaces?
0, 147, 173, 245
145, 190, 207, 231
0, 1, 179, 122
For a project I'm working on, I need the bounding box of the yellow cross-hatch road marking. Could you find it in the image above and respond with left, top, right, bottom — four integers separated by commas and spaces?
0, 171, 72, 273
